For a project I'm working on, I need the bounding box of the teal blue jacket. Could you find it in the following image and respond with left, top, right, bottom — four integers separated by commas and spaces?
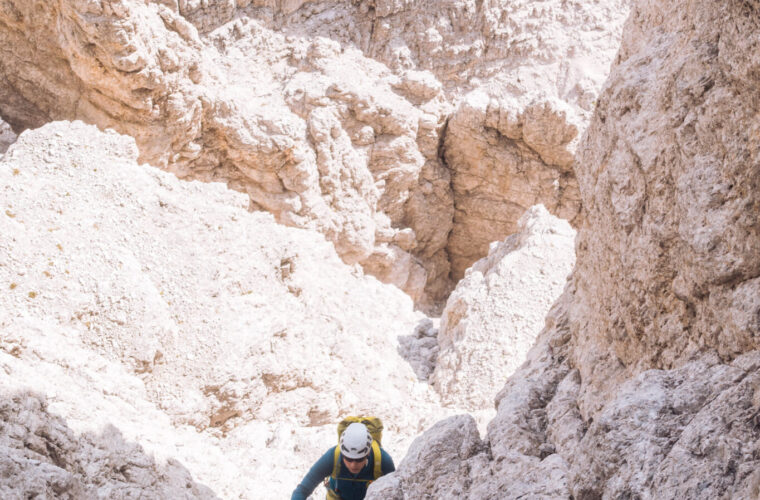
291, 445, 395, 500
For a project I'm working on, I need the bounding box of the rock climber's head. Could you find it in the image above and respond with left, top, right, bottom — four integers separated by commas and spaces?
340, 422, 371, 474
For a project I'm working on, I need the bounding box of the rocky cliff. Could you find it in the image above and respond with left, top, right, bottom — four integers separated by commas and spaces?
5, 0, 756, 499
368, 1, 760, 498
0, 121, 454, 498
0, 0, 628, 307
431, 205, 575, 412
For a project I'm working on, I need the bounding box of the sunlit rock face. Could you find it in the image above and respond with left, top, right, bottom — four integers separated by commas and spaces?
570, 0, 760, 417
0, 0, 628, 307
443, 95, 583, 280
369, 1, 760, 498
431, 205, 575, 412
0, 121, 452, 499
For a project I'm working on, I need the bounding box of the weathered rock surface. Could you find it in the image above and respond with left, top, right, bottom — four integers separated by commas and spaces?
431, 205, 575, 411
0, 121, 453, 498
0, 392, 217, 500
371, 296, 760, 500
0, 0, 628, 306
571, 0, 760, 417
369, 293, 578, 499
375, 0, 760, 498
569, 352, 760, 500
444, 95, 582, 279
0, 117, 14, 153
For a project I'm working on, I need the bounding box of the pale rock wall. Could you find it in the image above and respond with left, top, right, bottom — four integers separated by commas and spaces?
431, 205, 575, 411
370, 0, 760, 498
0, 121, 453, 499
370, 296, 760, 499
443, 94, 582, 279
273, 0, 630, 283
0, 393, 216, 499
0, 0, 628, 306
368, 293, 579, 499
0, 117, 15, 153
0, 0, 204, 165
571, 0, 760, 417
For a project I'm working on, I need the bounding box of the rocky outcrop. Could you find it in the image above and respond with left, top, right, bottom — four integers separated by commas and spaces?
0, 121, 453, 498
569, 352, 760, 499
371, 297, 760, 500
431, 205, 575, 411
570, 0, 760, 417
0, 117, 14, 153
0, 392, 216, 499
373, 0, 760, 498
367, 414, 487, 499
369, 293, 579, 499
444, 95, 582, 279
0, 0, 628, 306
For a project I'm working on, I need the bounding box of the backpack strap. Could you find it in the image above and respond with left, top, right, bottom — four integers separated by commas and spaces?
371, 440, 382, 479
325, 439, 383, 492
329, 441, 382, 484
331, 445, 341, 480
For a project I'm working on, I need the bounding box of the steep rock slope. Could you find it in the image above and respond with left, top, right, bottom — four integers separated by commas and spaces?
0, 121, 452, 498
431, 205, 575, 411
368, 1, 760, 498
0, 0, 628, 305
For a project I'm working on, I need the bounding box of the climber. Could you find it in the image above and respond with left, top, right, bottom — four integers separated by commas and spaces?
291, 422, 395, 500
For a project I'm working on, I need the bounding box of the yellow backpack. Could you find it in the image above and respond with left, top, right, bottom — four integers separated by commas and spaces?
326, 416, 383, 498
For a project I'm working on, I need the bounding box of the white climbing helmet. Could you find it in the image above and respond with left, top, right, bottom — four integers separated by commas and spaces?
340, 422, 372, 459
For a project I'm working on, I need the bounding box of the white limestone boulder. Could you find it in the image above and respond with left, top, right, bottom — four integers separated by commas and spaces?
431, 205, 575, 411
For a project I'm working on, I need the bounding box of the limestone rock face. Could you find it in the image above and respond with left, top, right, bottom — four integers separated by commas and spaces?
571, 0, 760, 416
569, 352, 760, 500
368, 294, 579, 500
373, 297, 760, 500
380, 0, 760, 498
431, 205, 575, 411
0, 121, 452, 499
0, 117, 15, 153
367, 414, 486, 499
444, 95, 582, 279
0, 0, 628, 306
0, 393, 216, 499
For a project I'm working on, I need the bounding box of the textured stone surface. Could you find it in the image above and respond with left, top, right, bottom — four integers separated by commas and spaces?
367, 414, 486, 500
0, 117, 14, 153
0, 121, 453, 499
375, 298, 760, 500
7, 1, 757, 499
0, 0, 628, 306
0, 392, 216, 500
431, 205, 575, 411
381, 0, 760, 498
570, 0, 760, 417
368, 294, 577, 500
443, 95, 582, 279
570, 352, 760, 500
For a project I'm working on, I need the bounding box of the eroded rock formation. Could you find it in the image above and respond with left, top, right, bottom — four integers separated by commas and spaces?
444, 95, 582, 279
431, 205, 575, 411
368, 0, 760, 498
0, 0, 628, 306
571, 0, 760, 417
0, 392, 217, 499
0, 121, 453, 498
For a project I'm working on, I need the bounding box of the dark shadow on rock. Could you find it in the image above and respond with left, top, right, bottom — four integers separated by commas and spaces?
397, 318, 439, 382
0, 390, 220, 499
